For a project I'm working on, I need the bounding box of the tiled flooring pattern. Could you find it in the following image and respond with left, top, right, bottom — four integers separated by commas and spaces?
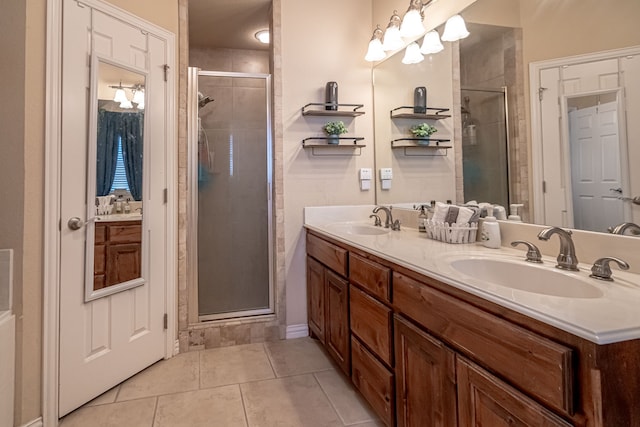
60, 338, 383, 427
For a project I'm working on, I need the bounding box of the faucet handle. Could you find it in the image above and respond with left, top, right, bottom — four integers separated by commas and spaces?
391, 219, 401, 231
590, 257, 630, 281
510, 240, 543, 263
369, 214, 382, 227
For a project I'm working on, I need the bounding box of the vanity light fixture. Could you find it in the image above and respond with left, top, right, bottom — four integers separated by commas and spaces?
399, 0, 426, 38
420, 30, 444, 54
255, 30, 270, 44
402, 42, 424, 64
110, 83, 145, 110
365, 25, 386, 62
132, 88, 145, 110
441, 14, 470, 42
382, 11, 404, 51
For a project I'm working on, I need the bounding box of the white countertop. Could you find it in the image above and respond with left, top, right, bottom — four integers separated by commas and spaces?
95, 213, 142, 222
304, 205, 640, 345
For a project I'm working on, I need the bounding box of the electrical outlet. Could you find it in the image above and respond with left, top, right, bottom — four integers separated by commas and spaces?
359, 168, 372, 180
380, 168, 393, 180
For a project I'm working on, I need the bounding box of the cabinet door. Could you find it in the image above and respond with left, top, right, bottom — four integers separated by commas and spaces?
106, 243, 141, 286
307, 256, 325, 343
457, 357, 572, 427
395, 315, 457, 427
325, 270, 350, 375
350, 285, 393, 366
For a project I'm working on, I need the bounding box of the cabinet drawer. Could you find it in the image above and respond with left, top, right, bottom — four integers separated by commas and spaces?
393, 272, 574, 414
350, 253, 391, 303
108, 223, 142, 243
350, 285, 393, 366
306, 233, 348, 277
352, 336, 394, 427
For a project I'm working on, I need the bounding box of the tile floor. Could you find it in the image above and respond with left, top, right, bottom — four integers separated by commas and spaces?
59, 337, 383, 427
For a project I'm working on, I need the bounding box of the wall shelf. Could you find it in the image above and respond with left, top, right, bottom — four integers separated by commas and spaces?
391, 138, 451, 156
390, 106, 451, 120
302, 103, 365, 117
302, 137, 365, 156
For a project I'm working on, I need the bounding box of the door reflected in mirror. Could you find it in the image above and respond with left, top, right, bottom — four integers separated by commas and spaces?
86, 57, 146, 301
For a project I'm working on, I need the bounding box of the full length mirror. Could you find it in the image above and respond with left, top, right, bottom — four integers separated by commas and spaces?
372, 0, 640, 233
85, 56, 147, 301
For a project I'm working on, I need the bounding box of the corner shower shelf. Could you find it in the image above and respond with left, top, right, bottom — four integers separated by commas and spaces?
302, 137, 365, 156
391, 138, 451, 156
302, 103, 365, 117
390, 106, 451, 120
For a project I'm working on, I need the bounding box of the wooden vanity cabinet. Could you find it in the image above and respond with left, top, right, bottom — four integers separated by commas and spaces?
305, 229, 640, 427
306, 234, 350, 375
94, 220, 142, 290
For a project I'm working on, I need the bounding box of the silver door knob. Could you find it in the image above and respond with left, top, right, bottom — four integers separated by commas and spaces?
610, 187, 623, 194
68, 217, 85, 230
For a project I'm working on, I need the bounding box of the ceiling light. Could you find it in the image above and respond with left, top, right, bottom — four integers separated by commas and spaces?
402, 42, 424, 64
119, 99, 133, 109
441, 14, 470, 42
365, 26, 386, 62
400, 0, 425, 38
255, 30, 270, 44
382, 11, 404, 52
420, 30, 444, 54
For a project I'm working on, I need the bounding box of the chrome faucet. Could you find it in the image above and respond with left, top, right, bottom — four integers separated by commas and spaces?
372, 206, 400, 230
537, 226, 579, 271
609, 222, 640, 236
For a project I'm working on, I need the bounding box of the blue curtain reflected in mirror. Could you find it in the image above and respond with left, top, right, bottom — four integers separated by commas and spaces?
96, 109, 144, 200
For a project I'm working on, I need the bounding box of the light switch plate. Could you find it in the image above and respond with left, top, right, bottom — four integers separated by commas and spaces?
380, 168, 393, 180
359, 168, 372, 180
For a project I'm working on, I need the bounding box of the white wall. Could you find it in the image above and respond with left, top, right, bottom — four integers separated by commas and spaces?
281, 0, 376, 327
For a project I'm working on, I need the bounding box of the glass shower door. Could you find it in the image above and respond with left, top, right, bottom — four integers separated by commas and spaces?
191, 70, 273, 321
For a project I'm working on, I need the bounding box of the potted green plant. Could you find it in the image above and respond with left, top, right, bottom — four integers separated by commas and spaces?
323, 121, 348, 144
410, 123, 438, 145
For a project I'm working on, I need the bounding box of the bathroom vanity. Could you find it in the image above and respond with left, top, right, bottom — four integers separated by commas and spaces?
304, 206, 640, 427
94, 217, 143, 290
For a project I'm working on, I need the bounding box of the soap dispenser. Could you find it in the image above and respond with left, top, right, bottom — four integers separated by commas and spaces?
508, 204, 524, 222
481, 205, 501, 249
418, 205, 428, 233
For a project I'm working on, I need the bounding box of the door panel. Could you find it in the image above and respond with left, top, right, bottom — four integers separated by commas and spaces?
58, 0, 166, 416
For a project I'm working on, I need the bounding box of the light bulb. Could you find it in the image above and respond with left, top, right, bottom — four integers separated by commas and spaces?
441, 15, 470, 42
402, 42, 424, 64
420, 30, 444, 54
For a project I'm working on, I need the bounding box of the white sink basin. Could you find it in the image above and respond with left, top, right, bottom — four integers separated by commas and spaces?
445, 256, 604, 299
325, 222, 390, 236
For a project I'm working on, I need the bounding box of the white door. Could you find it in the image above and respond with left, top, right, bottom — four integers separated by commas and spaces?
569, 101, 625, 232
58, 1, 168, 416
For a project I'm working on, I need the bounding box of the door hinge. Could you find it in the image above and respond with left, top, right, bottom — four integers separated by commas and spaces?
163, 188, 168, 204
538, 87, 548, 101
163, 313, 168, 330
542, 180, 547, 193
163, 64, 169, 82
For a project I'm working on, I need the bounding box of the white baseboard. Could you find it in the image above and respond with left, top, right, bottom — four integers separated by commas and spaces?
20, 417, 43, 427
286, 324, 309, 339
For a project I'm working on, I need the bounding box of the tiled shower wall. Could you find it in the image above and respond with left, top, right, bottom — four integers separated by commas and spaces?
177, 2, 286, 351
460, 27, 529, 220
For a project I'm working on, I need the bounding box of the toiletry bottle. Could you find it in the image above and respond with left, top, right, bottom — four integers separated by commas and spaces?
508, 203, 524, 222
115, 195, 123, 213
325, 81, 338, 111
413, 86, 427, 114
481, 205, 501, 249
124, 198, 131, 214
418, 205, 427, 233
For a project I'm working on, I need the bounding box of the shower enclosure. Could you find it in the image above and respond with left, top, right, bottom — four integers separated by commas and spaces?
461, 87, 510, 208
188, 68, 273, 321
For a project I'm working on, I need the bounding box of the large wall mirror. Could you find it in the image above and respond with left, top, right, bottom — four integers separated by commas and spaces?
372, 0, 640, 234
85, 55, 148, 301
